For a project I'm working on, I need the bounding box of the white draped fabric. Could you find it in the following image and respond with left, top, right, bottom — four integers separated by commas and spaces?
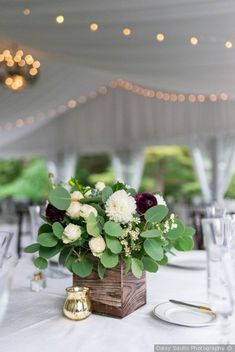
111, 150, 144, 190
0, 0, 234, 156
191, 137, 235, 203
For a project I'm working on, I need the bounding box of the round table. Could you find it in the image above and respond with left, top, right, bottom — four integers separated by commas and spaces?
0, 251, 234, 352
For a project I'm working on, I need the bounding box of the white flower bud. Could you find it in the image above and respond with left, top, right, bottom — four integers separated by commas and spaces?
71, 191, 84, 201
95, 181, 106, 191
80, 204, 98, 220
66, 201, 81, 219
154, 194, 167, 207
62, 224, 82, 244
89, 235, 106, 256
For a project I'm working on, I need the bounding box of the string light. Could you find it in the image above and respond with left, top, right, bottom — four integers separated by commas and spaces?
122, 28, 131, 36
225, 41, 232, 49
190, 37, 198, 46
56, 15, 64, 24
90, 23, 98, 31
156, 33, 165, 42
0, 79, 230, 135
23, 8, 30, 16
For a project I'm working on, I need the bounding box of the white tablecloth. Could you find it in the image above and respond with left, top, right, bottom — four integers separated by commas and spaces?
0, 251, 234, 352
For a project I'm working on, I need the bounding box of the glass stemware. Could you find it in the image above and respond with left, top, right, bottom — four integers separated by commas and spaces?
202, 217, 235, 344
29, 205, 69, 278
0, 231, 17, 323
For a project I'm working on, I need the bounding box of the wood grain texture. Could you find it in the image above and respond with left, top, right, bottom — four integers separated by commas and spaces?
73, 261, 146, 318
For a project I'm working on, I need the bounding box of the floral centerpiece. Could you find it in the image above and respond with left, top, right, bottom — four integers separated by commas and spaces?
25, 179, 195, 317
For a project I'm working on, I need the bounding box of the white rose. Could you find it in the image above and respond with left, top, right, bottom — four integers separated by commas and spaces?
80, 204, 98, 220
105, 189, 136, 224
71, 191, 84, 201
89, 235, 106, 256
154, 194, 167, 207
62, 224, 82, 244
66, 201, 82, 219
95, 182, 106, 191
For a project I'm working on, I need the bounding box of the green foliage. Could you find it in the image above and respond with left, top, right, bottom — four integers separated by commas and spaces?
37, 233, 58, 247
39, 243, 64, 259
72, 258, 93, 278
52, 222, 64, 239
101, 186, 113, 202
145, 205, 168, 223
0, 158, 50, 201
98, 262, 106, 279
104, 221, 123, 237
105, 235, 122, 254
140, 229, 162, 238
86, 213, 102, 237
49, 186, 71, 210
34, 257, 48, 270
24, 243, 40, 253
131, 258, 144, 278
100, 249, 119, 268
142, 257, 159, 273
143, 238, 164, 261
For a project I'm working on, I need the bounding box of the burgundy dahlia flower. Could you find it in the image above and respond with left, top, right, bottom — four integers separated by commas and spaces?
45, 204, 65, 222
135, 192, 157, 214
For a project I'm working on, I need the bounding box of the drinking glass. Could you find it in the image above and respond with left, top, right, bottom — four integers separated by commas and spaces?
29, 205, 69, 278
202, 217, 235, 343
0, 232, 16, 323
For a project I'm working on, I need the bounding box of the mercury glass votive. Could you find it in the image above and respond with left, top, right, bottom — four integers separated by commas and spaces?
63, 286, 91, 321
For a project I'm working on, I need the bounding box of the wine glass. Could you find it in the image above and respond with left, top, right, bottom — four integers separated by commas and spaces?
202, 217, 235, 344
29, 205, 69, 278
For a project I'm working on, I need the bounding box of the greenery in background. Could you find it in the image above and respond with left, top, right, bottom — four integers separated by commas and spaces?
0, 158, 50, 202
1, 146, 235, 203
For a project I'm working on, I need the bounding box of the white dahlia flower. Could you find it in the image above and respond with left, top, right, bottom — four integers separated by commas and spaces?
80, 204, 98, 220
62, 224, 82, 244
66, 201, 82, 219
71, 191, 84, 201
89, 235, 106, 257
154, 194, 167, 207
95, 181, 106, 191
105, 190, 136, 224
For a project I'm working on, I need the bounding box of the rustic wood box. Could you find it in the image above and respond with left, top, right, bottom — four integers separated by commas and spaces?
73, 261, 146, 318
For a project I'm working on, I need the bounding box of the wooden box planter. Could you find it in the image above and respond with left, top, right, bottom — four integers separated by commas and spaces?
73, 261, 146, 318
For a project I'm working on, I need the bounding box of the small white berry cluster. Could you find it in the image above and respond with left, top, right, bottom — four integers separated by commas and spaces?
163, 214, 178, 234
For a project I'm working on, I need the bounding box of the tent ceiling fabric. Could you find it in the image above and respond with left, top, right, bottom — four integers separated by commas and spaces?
0, 0, 234, 155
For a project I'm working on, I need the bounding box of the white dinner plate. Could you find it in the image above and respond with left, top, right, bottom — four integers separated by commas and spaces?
153, 301, 216, 327
167, 250, 206, 270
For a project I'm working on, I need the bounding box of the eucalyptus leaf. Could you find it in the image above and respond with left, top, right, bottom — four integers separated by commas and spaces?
166, 219, 185, 239
124, 256, 131, 274
175, 236, 194, 251
87, 213, 101, 237
37, 233, 58, 248
49, 186, 71, 210
104, 221, 123, 237
183, 226, 196, 237
105, 235, 122, 254
39, 242, 63, 259
143, 238, 164, 261
72, 258, 93, 278
100, 249, 119, 268
142, 256, 159, 272
24, 243, 40, 253
38, 223, 52, 235
102, 186, 113, 203
59, 246, 73, 265
98, 262, 106, 279
52, 222, 64, 239
65, 254, 76, 272
34, 256, 48, 270
157, 255, 168, 265
131, 258, 144, 279
144, 205, 168, 223
140, 229, 162, 238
